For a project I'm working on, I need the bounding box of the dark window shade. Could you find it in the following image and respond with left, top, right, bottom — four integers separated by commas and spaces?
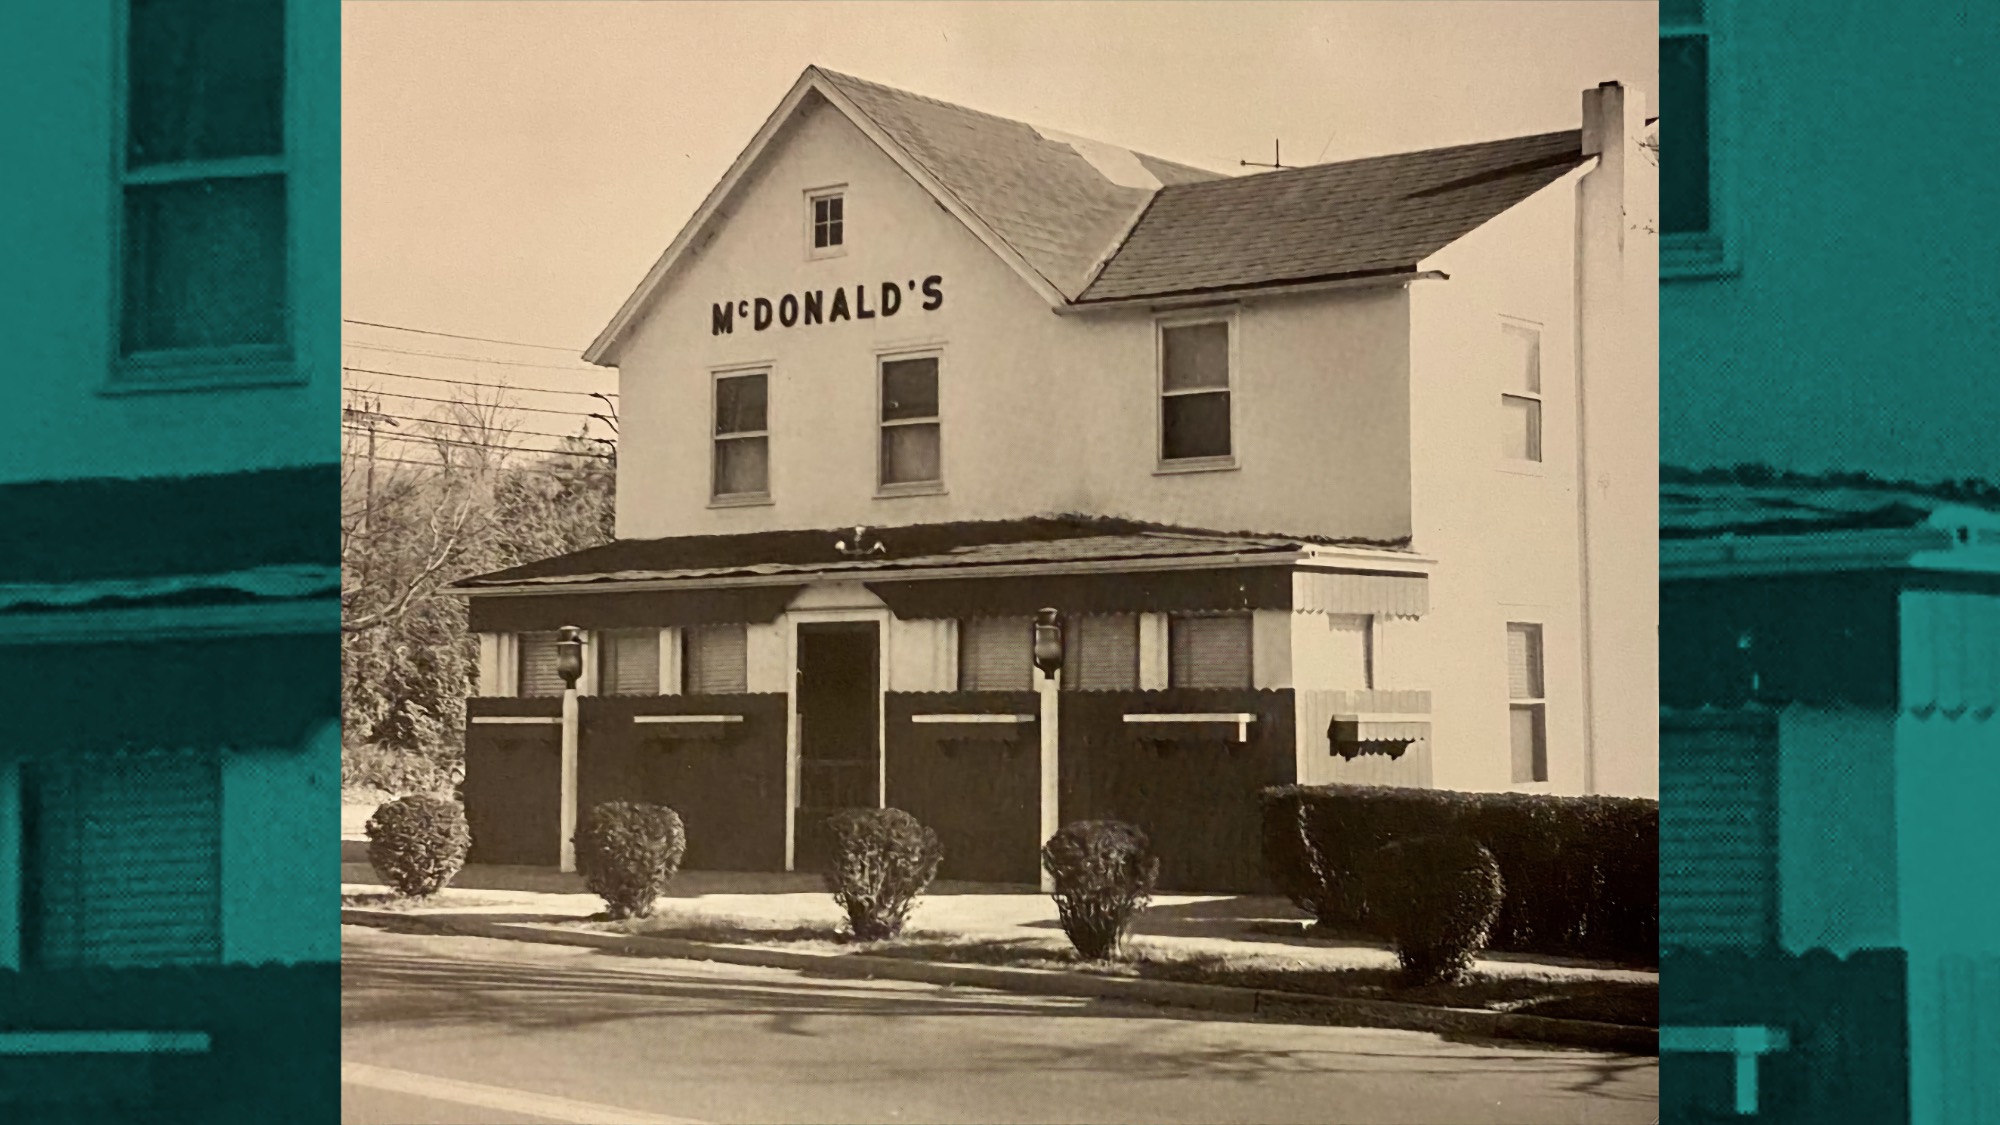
960, 617, 1031, 691
881, 423, 941, 485
1162, 323, 1229, 391
1065, 613, 1139, 691
599, 629, 660, 696
1507, 623, 1545, 699
881, 358, 938, 420
1661, 33, 1711, 235
519, 631, 565, 697
715, 373, 768, 435
1163, 391, 1231, 460
685, 624, 749, 694
122, 175, 287, 354
128, 0, 284, 166
714, 436, 769, 496
1510, 704, 1548, 783
27, 751, 222, 968
1169, 613, 1253, 689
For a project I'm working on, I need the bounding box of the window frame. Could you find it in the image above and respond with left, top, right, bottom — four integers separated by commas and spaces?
1498, 317, 1545, 468
1166, 610, 1255, 690
709, 365, 774, 506
1506, 621, 1549, 785
806, 185, 847, 260
875, 346, 946, 497
1154, 309, 1240, 473
1660, 0, 1737, 280
682, 622, 751, 695
106, 0, 299, 394
597, 627, 662, 697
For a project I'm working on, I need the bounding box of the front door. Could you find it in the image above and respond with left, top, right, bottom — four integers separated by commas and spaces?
794, 621, 880, 871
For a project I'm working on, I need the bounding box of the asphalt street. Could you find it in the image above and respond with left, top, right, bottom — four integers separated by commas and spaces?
340, 925, 1657, 1125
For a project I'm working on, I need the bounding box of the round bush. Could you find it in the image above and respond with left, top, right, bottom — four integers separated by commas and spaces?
1042, 820, 1161, 961
574, 801, 687, 920
1366, 834, 1505, 986
364, 795, 471, 898
821, 808, 943, 941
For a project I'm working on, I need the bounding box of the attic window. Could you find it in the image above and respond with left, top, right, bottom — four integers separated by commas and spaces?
810, 188, 845, 256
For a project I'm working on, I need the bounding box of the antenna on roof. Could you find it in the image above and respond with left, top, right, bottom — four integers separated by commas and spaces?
1240, 139, 1287, 170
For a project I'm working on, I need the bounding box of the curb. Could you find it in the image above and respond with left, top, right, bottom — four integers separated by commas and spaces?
340, 908, 1657, 1056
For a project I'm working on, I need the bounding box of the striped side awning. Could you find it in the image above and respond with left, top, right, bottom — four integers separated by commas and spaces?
1295, 570, 1428, 617
1329, 717, 1430, 743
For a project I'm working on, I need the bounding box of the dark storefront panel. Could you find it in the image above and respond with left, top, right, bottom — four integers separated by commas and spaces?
579, 694, 787, 872
1660, 573, 1901, 710
462, 698, 563, 865
885, 692, 1042, 885
1058, 688, 1296, 892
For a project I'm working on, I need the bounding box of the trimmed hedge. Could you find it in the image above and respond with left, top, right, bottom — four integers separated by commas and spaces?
365, 795, 471, 898
574, 801, 687, 920
1365, 835, 1505, 985
1042, 820, 1161, 961
1261, 783, 1657, 964
822, 808, 944, 941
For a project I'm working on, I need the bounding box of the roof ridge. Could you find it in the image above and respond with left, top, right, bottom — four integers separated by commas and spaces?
1148, 127, 1583, 199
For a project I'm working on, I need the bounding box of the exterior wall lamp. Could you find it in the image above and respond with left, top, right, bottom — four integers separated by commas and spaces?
1032, 608, 1063, 681
556, 625, 586, 688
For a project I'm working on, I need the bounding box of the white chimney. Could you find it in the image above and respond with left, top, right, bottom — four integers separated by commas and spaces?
1572, 79, 1659, 799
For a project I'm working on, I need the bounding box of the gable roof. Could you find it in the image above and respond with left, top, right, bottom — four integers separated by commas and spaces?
587, 66, 1596, 364
1079, 129, 1587, 304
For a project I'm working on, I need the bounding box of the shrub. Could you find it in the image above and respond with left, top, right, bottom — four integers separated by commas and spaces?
1260, 784, 1658, 964
1365, 834, 1505, 985
1042, 820, 1161, 961
574, 801, 687, 920
821, 808, 943, 941
364, 795, 471, 898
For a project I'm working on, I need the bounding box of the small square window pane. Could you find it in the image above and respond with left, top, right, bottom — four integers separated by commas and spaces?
813, 222, 830, 250
1502, 325, 1540, 394
1163, 391, 1231, 461
122, 175, 287, 354
1510, 704, 1547, 783
825, 196, 842, 223
715, 436, 769, 496
1502, 395, 1542, 462
715, 373, 767, 435
1162, 323, 1229, 391
129, 0, 285, 166
881, 422, 941, 486
1661, 34, 1711, 235
881, 358, 938, 420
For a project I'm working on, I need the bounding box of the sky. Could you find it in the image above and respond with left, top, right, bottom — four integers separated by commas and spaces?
341, 0, 1657, 440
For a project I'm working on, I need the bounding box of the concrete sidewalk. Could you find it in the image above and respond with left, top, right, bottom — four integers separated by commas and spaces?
339, 855, 1655, 986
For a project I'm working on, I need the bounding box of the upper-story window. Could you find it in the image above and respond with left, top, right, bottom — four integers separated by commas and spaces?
879, 353, 942, 492
1500, 321, 1543, 463
118, 0, 289, 383
1507, 622, 1548, 783
1158, 316, 1234, 468
712, 370, 770, 502
808, 187, 845, 258
1662, 0, 1728, 275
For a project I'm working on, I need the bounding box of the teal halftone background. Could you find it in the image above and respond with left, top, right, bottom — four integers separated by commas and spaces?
0, 1, 339, 1121
1661, 2, 2000, 1123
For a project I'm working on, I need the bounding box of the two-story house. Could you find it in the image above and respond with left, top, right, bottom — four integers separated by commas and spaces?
454, 66, 1656, 892
0, 1, 337, 1118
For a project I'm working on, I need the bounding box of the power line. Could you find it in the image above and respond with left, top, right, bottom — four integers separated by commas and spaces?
345, 452, 613, 474
339, 364, 615, 397
345, 409, 617, 445
343, 340, 606, 375
342, 318, 586, 353
343, 377, 610, 420
343, 425, 614, 460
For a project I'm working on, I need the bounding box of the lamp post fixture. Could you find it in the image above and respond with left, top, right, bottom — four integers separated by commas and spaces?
557, 625, 585, 873
1033, 608, 1063, 891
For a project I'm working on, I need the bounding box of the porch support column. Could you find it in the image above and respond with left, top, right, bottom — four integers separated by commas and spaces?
559, 685, 579, 873
1037, 671, 1059, 893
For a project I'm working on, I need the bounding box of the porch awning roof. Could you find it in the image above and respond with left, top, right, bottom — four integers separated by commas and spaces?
453, 515, 1413, 592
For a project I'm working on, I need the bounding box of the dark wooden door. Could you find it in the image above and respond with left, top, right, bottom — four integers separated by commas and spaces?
794, 622, 880, 871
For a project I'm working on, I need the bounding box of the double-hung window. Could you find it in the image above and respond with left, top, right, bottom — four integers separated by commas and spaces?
1500, 321, 1543, 463
1158, 317, 1233, 466
879, 354, 942, 491
118, 0, 290, 383
712, 371, 770, 501
1507, 622, 1548, 783
1662, 0, 1728, 274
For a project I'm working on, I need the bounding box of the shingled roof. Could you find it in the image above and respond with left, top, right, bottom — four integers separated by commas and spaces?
588, 66, 1598, 362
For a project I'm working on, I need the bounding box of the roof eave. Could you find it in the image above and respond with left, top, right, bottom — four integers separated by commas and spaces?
1062, 268, 1445, 315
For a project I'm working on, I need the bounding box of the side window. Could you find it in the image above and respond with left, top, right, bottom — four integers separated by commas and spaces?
598, 629, 661, 696
879, 355, 942, 491
119, 0, 289, 380
683, 624, 749, 695
958, 617, 1031, 692
1168, 612, 1253, 689
1063, 613, 1140, 692
1662, 0, 1726, 273
1500, 322, 1543, 463
1159, 319, 1233, 465
1507, 622, 1548, 783
517, 631, 565, 697
712, 371, 770, 501
808, 188, 845, 257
